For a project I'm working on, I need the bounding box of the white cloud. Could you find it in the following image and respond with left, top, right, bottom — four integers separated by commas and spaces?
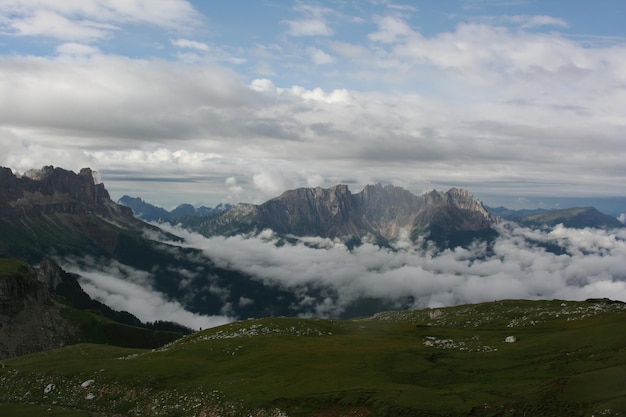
285, 18, 334, 37
1, 3, 625, 207
156, 223, 626, 317
520, 15, 569, 29
252, 171, 287, 195
7, 10, 117, 41
284, 4, 334, 37
307, 47, 335, 65
0, 0, 200, 42
56, 42, 101, 56
368, 15, 415, 43
387, 4, 418, 13
62, 260, 233, 330
171, 38, 209, 51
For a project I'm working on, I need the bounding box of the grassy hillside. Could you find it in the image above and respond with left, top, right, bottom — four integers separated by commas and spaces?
0, 258, 30, 278
1, 299, 625, 416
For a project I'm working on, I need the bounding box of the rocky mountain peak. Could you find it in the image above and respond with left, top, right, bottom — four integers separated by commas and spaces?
0, 165, 142, 259
17, 165, 109, 206
1, 165, 132, 220
193, 183, 500, 246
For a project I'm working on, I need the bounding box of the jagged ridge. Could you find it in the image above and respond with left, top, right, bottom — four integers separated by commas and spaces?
0, 166, 146, 259
182, 183, 500, 245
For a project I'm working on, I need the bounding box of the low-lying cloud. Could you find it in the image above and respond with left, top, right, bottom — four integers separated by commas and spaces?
61, 223, 626, 327
62, 259, 233, 330
160, 223, 626, 317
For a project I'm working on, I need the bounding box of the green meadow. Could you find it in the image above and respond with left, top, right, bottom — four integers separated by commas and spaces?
1, 299, 625, 416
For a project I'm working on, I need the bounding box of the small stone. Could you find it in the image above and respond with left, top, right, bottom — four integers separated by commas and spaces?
81, 379, 94, 388
505, 336, 517, 343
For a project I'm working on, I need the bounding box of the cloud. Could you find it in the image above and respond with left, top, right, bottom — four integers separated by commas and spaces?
520, 15, 569, 29
156, 223, 626, 317
252, 171, 288, 195
171, 38, 210, 51
368, 15, 415, 43
56, 42, 101, 56
284, 4, 334, 37
307, 47, 335, 65
387, 4, 418, 13
62, 260, 233, 330
285, 18, 334, 37
1, 3, 625, 207
0, 0, 200, 42
7, 10, 117, 41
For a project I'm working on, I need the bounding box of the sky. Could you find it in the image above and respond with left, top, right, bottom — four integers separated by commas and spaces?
1, 0, 625, 209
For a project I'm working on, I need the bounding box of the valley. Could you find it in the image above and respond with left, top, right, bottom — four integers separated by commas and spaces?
1, 165, 625, 416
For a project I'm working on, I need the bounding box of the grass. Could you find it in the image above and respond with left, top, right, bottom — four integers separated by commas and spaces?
59, 307, 183, 349
0, 403, 89, 417
0, 258, 30, 277
1, 299, 625, 416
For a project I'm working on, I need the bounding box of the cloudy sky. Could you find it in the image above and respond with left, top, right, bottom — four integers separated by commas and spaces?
1, 0, 625, 209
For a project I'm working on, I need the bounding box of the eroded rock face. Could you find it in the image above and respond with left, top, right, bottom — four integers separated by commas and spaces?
0, 261, 76, 359
0, 165, 143, 257
195, 183, 501, 244
0, 265, 47, 315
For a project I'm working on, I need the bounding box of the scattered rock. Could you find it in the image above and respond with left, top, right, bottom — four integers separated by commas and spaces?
81, 379, 94, 388
505, 336, 517, 343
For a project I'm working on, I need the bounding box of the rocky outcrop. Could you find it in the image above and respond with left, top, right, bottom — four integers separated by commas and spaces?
0, 166, 146, 260
2, 166, 134, 220
189, 183, 500, 245
0, 259, 77, 359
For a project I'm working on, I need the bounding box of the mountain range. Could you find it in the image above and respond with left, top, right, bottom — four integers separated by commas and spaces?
118, 195, 232, 222
0, 166, 311, 320
1, 165, 624, 347
121, 186, 623, 242
167, 184, 502, 249
1, 165, 626, 415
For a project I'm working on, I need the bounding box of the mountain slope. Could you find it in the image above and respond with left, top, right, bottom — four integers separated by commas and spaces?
1, 299, 625, 416
486, 205, 548, 222
0, 166, 351, 320
520, 206, 623, 229
0, 166, 148, 261
179, 183, 500, 247
0, 257, 183, 359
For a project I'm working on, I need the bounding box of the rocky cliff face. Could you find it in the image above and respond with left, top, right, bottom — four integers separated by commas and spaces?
1, 166, 133, 220
191, 183, 500, 245
0, 166, 144, 260
0, 259, 77, 359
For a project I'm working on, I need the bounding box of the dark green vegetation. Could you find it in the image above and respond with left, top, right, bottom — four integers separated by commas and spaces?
0, 258, 29, 277
1, 299, 625, 417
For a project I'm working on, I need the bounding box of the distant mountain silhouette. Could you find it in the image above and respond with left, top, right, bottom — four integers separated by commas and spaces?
118, 195, 232, 222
